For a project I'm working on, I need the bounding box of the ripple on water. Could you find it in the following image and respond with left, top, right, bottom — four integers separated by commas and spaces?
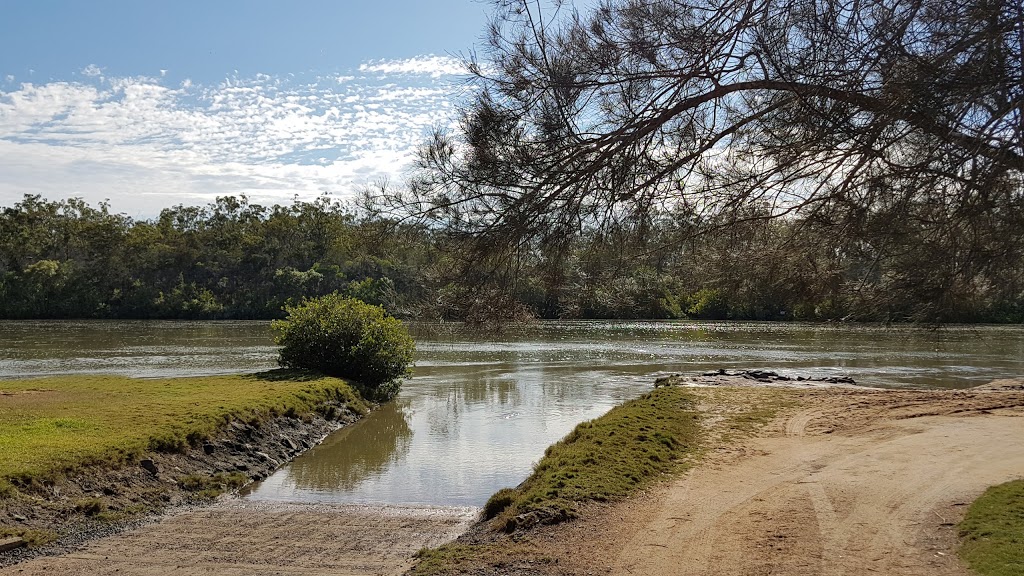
2, 320, 1023, 505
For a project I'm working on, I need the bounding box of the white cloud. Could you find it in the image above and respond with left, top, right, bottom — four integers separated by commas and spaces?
4, 75, 13, 83
81, 64, 103, 77
0, 58, 471, 215
359, 55, 465, 78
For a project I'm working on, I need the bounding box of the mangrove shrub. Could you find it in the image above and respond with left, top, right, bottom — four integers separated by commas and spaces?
272, 294, 414, 401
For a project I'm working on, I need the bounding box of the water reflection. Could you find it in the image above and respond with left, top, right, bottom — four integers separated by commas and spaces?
256, 401, 413, 494
3, 320, 1024, 506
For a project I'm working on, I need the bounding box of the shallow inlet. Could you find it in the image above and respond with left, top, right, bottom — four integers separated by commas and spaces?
3, 320, 1023, 506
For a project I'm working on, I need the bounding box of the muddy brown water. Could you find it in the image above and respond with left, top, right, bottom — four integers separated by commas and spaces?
2, 320, 1022, 508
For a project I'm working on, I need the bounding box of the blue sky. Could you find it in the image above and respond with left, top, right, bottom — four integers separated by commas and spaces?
0, 1, 491, 215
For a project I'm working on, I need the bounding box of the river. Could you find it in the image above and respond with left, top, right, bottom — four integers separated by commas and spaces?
1, 320, 1022, 507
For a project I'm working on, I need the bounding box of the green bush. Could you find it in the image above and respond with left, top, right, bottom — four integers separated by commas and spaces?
272, 294, 414, 401
686, 288, 730, 319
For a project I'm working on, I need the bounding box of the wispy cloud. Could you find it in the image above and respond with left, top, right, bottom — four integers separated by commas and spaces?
359, 55, 465, 78
81, 64, 104, 77
0, 56, 470, 215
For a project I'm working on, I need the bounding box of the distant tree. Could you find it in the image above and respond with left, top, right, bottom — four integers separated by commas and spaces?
383, 0, 1024, 322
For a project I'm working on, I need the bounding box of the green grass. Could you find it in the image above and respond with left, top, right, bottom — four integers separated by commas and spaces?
959, 480, 1024, 576
412, 385, 793, 576
0, 527, 58, 547
413, 386, 702, 575
413, 544, 493, 574
178, 472, 250, 499
0, 371, 367, 490
484, 386, 702, 532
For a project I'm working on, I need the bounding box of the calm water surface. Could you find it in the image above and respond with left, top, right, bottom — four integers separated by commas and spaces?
2, 320, 1022, 506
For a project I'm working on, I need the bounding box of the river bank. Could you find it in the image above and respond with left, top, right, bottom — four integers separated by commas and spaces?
411, 377, 1024, 576
3, 376, 1023, 575
0, 372, 369, 565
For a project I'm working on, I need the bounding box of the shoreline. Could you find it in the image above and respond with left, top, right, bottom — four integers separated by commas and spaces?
410, 377, 1024, 576
0, 381, 367, 567
3, 499, 478, 575
4, 375, 1023, 574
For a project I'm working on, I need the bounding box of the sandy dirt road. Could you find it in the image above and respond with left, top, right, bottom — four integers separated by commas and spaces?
1, 501, 476, 576
537, 383, 1024, 576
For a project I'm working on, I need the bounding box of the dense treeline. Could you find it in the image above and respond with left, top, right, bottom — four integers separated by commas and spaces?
1, 194, 1022, 323
0, 195, 434, 319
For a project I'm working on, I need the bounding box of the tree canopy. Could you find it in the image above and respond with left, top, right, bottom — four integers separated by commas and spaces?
383, 0, 1024, 322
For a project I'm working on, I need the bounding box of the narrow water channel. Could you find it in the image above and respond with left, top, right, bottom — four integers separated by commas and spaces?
2, 320, 1023, 506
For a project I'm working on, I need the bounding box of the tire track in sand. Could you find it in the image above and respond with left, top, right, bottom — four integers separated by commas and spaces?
611, 393, 1024, 576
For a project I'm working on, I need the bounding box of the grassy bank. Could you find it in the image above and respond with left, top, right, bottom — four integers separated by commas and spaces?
0, 371, 367, 493
413, 385, 791, 575
480, 386, 702, 532
959, 480, 1024, 576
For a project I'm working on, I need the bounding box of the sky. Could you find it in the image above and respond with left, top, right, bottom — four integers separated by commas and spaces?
0, 0, 492, 216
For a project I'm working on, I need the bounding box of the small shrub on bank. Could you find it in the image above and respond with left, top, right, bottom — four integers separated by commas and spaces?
272, 294, 414, 401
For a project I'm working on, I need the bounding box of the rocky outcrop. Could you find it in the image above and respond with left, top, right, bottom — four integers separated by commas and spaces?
655, 369, 857, 388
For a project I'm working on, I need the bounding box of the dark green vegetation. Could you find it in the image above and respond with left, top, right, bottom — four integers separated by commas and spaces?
0, 373, 366, 491
959, 480, 1024, 576
2, 194, 1022, 323
274, 294, 414, 401
0, 194, 430, 320
378, 0, 1024, 325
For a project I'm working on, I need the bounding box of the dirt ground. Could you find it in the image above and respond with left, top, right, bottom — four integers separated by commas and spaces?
3, 379, 1023, 576
524, 379, 1024, 576
1, 501, 476, 575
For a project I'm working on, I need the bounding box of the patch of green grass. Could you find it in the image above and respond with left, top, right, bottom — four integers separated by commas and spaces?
178, 472, 249, 498
74, 497, 107, 517
0, 479, 15, 499
412, 543, 549, 576
413, 544, 484, 575
488, 386, 702, 531
959, 479, 1024, 576
0, 371, 367, 488
0, 526, 58, 548
93, 503, 152, 524
482, 488, 519, 521
411, 385, 794, 576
